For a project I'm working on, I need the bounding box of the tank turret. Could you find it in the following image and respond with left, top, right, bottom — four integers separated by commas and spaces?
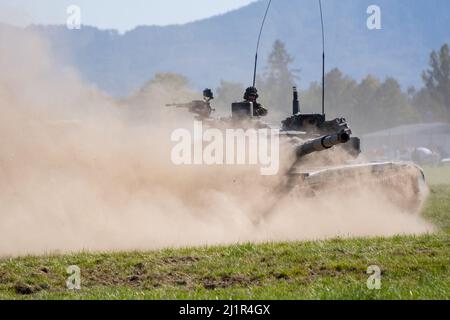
282, 87, 361, 158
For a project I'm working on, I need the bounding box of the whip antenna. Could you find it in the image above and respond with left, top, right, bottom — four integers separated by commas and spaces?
319, 0, 325, 116
252, 0, 273, 87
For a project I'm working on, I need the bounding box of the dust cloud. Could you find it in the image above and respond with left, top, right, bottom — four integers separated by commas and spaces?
0, 28, 434, 257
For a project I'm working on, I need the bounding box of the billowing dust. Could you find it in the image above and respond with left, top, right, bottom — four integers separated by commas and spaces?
0, 28, 434, 257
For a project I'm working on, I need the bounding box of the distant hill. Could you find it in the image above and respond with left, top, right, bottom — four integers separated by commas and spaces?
25, 0, 450, 96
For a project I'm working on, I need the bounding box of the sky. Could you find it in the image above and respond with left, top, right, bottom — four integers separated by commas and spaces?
0, 0, 257, 33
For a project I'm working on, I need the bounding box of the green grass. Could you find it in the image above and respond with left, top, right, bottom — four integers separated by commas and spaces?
0, 170, 449, 300
423, 165, 450, 186
0, 232, 448, 300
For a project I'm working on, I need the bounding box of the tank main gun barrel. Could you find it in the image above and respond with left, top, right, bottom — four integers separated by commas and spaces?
296, 129, 351, 158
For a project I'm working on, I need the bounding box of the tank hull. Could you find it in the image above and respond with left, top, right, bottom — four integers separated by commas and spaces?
288, 161, 428, 213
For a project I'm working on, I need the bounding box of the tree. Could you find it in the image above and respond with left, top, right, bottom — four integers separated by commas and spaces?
124, 72, 193, 122
412, 88, 446, 122
145, 72, 190, 91
323, 68, 357, 120
302, 68, 358, 125
369, 78, 419, 131
260, 40, 299, 119
421, 44, 450, 121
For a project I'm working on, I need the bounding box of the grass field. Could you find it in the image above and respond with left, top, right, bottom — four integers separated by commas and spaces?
424, 165, 450, 186
0, 169, 449, 300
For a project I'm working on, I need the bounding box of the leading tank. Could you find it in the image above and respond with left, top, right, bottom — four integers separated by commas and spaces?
280, 87, 427, 216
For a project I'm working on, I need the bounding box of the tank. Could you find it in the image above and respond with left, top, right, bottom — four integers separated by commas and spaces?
166, 0, 428, 221
166, 88, 215, 121
170, 86, 428, 220
277, 87, 427, 217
